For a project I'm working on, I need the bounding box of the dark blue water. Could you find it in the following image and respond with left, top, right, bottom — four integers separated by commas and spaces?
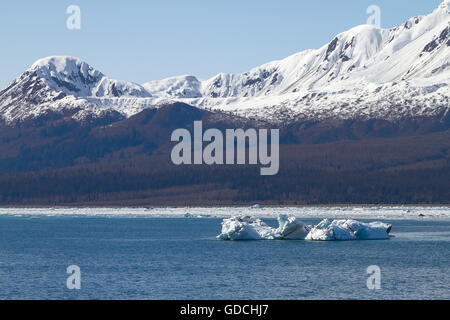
0, 216, 448, 300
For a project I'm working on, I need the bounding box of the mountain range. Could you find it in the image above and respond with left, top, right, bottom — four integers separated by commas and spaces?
0, 1, 449, 205
1, 0, 449, 124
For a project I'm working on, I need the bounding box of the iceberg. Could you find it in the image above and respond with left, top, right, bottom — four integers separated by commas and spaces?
217, 214, 311, 240
274, 214, 311, 240
217, 215, 391, 241
305, 219, 391, 241
217, 216, 273, 240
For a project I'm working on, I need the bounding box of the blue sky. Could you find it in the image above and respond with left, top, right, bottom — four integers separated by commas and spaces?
0, 0, 443, 88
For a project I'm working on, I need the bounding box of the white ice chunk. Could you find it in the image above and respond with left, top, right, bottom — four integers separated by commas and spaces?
305, 219, 391, 241
305, 219, 356, 241
218, 215, 309, 240
274, 214, 310, 240
217, 216, 270, 240
217, 215, 392, 241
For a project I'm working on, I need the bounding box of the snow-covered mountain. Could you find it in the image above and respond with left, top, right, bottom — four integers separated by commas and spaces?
143, 75, 202, 99
1, 0, 449, 124
0, 56, 154, 121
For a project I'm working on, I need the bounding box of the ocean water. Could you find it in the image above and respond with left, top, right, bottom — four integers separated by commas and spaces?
0, 212, 449, 300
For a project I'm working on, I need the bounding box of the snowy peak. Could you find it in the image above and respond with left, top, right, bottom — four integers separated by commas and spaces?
201, 1, 449, 99
0, 56, 153, 122
29, 56, 151, 99
143, 75, 202, 99
30, 56, 103, 96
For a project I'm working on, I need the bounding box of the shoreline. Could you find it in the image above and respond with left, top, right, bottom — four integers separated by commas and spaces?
0, 205, 449, 221
0, 204, 449, 209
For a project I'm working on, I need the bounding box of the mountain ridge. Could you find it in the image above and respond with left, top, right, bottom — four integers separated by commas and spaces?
0, 1, 449, 124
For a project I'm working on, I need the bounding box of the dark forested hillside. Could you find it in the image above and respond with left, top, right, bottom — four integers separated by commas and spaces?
0, 103, 449, 205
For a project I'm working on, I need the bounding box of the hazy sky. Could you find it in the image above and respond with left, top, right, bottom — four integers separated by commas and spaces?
0, 0, 443, 88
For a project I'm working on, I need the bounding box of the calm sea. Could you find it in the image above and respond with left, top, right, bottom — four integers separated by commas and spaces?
0, 215, 448, 299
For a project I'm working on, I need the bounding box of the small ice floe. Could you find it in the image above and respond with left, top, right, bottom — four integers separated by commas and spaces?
184, 213, 211, 218
250, 204, 261, 209
275, 214, 311, 240
217, 214, 310, 240
305, 219, 391, 241
217, 216, 270, 240
217, 215, 391, 241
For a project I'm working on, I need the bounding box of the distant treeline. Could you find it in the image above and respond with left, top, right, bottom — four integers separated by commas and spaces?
1, 150, 448, 205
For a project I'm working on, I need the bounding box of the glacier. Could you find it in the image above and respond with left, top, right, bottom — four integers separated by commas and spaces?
217, 215, 392, 241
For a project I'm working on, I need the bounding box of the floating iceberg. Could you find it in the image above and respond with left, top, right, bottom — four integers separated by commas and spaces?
217, 215, 391, 241
275, 214, 311, 240
216, 215, 310, 240
305, 219, 391, 241
217, 214, 311, 240
217, 216, 273, 240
